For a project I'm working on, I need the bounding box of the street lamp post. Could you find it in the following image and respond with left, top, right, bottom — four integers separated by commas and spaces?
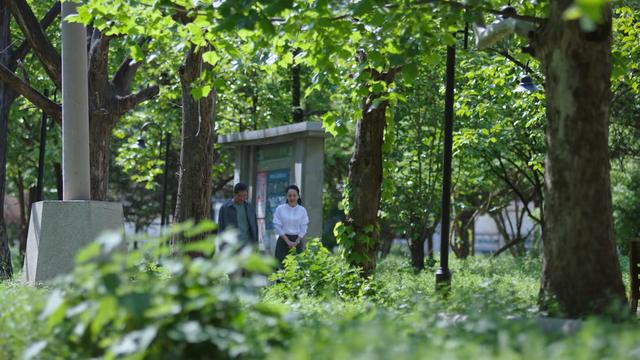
436, 43, 456, 291
137, 122, 171, 227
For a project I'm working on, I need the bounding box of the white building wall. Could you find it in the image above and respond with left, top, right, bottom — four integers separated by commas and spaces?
428, 200, 539, 254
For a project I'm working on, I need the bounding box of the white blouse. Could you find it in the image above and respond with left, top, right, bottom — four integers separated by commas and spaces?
273, 203, 309, 239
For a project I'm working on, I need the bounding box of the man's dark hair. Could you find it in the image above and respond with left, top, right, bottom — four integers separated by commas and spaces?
234, 182, 248, 194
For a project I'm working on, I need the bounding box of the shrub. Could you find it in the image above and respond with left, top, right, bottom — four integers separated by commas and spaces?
266, 239, 365, 300
26, 222, 291, 359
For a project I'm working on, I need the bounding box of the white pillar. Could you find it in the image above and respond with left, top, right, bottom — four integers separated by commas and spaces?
61, 1, 90, 200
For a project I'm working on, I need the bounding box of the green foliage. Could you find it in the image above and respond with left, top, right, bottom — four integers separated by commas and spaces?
0, 281, 53, 360
612, 162, 640, 250
3, 245, 639, 359
263, 252, 639, 360
333, 220, 379, 270
563, 0, 612, 31
380, 66, 443, 262
367, 251, 540, 315
266, 312, 640, 360
29, 224, 290, 359
266, 239, 365, 300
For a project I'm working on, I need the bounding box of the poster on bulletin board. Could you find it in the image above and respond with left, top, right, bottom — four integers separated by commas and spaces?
265, 169, 289, 230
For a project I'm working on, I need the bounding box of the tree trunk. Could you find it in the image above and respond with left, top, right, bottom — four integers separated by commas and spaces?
345, 69, 396, 277
173, 45, 215, 242
457, 209, 474, 259
0, 5, 13, 280
88, 113, 115, 200
13, 172, 27, 256
0, 95, 12, 280
54, 162, 62, 199
408, 236, 425, 272
535, 2, 626, 316
379, 221, 394, 259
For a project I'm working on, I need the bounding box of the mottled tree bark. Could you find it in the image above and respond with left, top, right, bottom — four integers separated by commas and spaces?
409, 238, 424, 271
454, 209, 475, 259
0, 95, 13, 280
534, 1, 627, 316
345, 68, 397, 277
0, 3, 13, 280
172, 45, 215, 243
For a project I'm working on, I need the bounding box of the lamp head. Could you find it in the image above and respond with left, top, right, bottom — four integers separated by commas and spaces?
136, 136, 146, 149
515, 74, 539, 92
499, 5, 517, 19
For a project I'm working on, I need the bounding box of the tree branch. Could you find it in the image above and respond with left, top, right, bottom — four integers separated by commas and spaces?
492, 236, 525, 257
489, 49, 544, 86
112, 57, 141, 96
0, 62, 61, 121
212, 175, 233, 195
8, 0, 62, 89
495, 155, 539, 223
117, 85, 159, 115
112, 37, 151, 95
11, 1, 60, 65
88, 29, 111, 88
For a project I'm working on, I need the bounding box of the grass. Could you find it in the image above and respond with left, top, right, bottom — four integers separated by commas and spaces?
263, 247, 640, 359
1, 243, 638, 359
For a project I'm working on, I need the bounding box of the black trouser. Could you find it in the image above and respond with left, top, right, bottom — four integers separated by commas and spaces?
275, 234, 303, 268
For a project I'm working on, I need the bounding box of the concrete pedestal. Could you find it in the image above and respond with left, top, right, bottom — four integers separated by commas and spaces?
23, 201, 124, 283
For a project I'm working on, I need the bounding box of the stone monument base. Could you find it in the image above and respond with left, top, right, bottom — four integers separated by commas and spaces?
23, 200, 124, 283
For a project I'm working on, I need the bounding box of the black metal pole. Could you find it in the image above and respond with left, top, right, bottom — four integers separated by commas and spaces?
35, 90, 49, 202
160, 132, 171, 227
436, 44, 456, 290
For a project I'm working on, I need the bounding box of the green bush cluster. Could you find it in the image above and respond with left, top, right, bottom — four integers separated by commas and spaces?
5, 226, 639, 360
26, 222, 291, 360
0, 281, 50, 360
265, 239, 365, 300
263, 251, 640, 360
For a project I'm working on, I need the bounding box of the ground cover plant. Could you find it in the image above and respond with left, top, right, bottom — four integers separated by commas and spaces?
5, 229, 637, 359
263, 245, 640, 360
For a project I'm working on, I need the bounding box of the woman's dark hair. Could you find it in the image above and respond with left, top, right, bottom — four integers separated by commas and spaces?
285, 184, 302, 205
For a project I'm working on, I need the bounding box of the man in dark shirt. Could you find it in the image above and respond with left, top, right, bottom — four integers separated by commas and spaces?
217, 183, 258, 246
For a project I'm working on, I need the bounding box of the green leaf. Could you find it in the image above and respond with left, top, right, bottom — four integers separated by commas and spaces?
202, 51, 220, 66
130, 44, 144, 62
40, 289, 64, 323
182, 240, 216, 255
91, 296, 118, 337
76, 242, 101, 264
184, 220, 217, 237
22, 341, 47, 360
253, 302, 288, 316
245, 253, 275, 273
264, 0, 293, 16
110, 327, 158, 356
190, 85, 212, 100
119, 293, 151, 317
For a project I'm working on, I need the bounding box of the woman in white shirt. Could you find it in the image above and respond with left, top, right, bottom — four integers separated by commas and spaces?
273, 184, 309, 268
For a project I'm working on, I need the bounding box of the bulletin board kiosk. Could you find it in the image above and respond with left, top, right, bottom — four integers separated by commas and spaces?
218, 121, 325, 254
